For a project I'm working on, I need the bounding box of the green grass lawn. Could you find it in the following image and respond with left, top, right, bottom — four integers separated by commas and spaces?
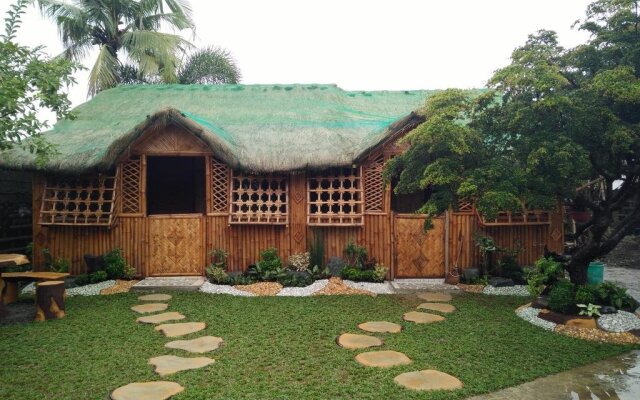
0, 291, 636, 399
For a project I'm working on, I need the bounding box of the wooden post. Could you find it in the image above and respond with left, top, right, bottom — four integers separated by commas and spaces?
35, 281, 65, 321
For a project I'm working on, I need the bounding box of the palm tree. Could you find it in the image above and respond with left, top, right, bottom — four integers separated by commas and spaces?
178, 46, 241, 84
38, 0, 194, 96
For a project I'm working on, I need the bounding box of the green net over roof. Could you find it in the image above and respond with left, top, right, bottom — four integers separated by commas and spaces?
0, 84, 468, 173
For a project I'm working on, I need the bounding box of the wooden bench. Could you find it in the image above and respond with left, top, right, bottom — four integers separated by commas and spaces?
0, 272, 70, 305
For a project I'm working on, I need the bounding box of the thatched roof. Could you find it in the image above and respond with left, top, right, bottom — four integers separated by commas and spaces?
0, 84, 474, 174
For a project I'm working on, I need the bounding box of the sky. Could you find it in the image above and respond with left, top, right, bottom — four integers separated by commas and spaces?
3, 0, 595, 109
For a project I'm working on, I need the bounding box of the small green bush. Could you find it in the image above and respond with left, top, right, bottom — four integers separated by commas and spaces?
278, 271, 313, 287
596, 281, 639, 311
206, 265, 229, 284
327, 257, 346, 277
341, 267, 378, 282
526, 257, 564, 296
74, 274, 90, 286
497, 255, 525, 283
575, 285, 599, 306
373, 263, 388, 282
344, 241, 367, 269
548, 280, 577, 314
89, 270, 108, 284
247, 248, 287, 282
103, 248, 126, 279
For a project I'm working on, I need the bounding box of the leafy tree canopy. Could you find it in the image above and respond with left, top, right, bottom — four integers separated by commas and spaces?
385, 0, 640, 283
0, 0, 78, 165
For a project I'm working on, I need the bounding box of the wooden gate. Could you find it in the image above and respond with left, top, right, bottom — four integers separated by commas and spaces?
394, 215, 445, 278
149, 215, 204, 276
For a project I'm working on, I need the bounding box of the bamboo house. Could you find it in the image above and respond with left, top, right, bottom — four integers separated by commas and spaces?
0, 84, 564, 278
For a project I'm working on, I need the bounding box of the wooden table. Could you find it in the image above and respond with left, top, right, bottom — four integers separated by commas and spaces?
0, 254, 32, 314
1, 271, 70, 305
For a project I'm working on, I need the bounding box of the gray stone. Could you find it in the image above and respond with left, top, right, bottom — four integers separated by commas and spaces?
488, 277, 515, 287
597, 310, 640, 332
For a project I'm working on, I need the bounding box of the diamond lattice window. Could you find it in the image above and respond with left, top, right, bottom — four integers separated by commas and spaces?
229, 173, 288, 224
40, 173, 117, 226
210, 158, 229, 213
364, 153, 385, 213
120, 156, 141, 215
307, 167, 363, 226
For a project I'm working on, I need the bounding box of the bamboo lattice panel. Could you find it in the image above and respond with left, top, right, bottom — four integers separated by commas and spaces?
229, 174, 288, 224
364, 153, 385, 213
307, 168, 364, 226
456, 197, 474, 213
40, 173, 117, 226
149, 217, 202, 275
478, 210, 552, 226
210, 158, 229, 213
120, 156, 141, 214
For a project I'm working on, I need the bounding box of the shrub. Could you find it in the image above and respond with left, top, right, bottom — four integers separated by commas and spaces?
278, 270, 313, 287
344, 241, 367, 269
373, 263, 388, 282
308, 264, 329, 280
206, 265, 229, 284
575, 285, 599, 306
122, 264, 136, 280
74, 274, 90, 286
497, 255, 525, 283
247, 248, 287, 281
327, 257, 346, 277
526, 257, 564, 296
548, 280, 577, 314
210, 248, 228, 269
341, 267, 378, 282
288, 252, 310, 272
103, 248, 126, 279
42, 248, 70, 273
89, 270, 108, 284
596, 282, 639, 312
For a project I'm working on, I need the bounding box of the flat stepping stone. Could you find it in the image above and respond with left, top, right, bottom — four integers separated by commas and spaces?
138, 294, 172, 301
417, 292, 452, 302
137, 312, 186, 324
358, 321, 402, 333
404, 311, 445, 324
355, 350, 412, 368
165, 336, 224, 353
394, 370, 463, 391
337, 333, 383, 349
417, 303, 456, 313
131, 303, 168, 314
110, 381, 184, 400
149, 355, 214, 376
155, 322, 206, 337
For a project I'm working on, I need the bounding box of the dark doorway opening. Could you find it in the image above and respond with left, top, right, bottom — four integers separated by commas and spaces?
147, 156, 205, 215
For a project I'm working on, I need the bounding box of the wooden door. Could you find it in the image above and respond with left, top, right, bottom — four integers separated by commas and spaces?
394, 215, 445, 278
149, 215, 204, 276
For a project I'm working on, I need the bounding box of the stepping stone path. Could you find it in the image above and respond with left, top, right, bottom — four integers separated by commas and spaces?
149, 355, 215, 377
138, 294, 173, 302
337, 333, 383, 349
137, 312, 186, 324
417, 292, 452, 302
110, 381, 184, 400
394, 370, 463, 391
355, 350, 412, 368
337, 291, 463, 394
155, 322, 206, 337
112, 294, 223, 399
417, 302, 456, 313
403, 311, 445, 324
131, 303, 168, 314
358, 321, 402, 333
166, 336, 224, 353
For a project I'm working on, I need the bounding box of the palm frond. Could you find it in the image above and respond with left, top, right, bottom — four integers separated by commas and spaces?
88, 44, 119, 96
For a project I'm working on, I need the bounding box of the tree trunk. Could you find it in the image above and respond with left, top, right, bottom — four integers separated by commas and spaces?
35, 281, 65, 321
566, 258, 589, 285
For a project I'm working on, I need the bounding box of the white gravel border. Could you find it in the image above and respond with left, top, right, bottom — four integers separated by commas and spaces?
277, 279, 328, 296
199, 279, 396, 297
343, 280, 396, 294
200, 281, 255, 296
21, 280, 116, 297
483, 285, 530, 296
516, 305, 557, 331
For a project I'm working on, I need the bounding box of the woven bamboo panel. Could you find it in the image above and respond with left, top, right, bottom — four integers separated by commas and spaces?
456, 197, 474, 213
39, 173, 117, 226
120, 156, 141, 214
364, 153, 385, 213
149, 217, 202, 275
395, 216, 445, 278
477, 210, 551, 226
307, 167, 364, 226
210, 158, 229, 213
229, 173, 288, 224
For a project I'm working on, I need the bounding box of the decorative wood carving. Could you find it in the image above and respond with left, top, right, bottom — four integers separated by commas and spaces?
120, 156, 142, 214
149, 217, 202, 275
132, 125, 212, 155
364, 153, 385, 213
229, 173, 288, 224
395, 216, 445, 278
307, 167, 364, 226
40, 172, 117, 226
210, 158, 229, 213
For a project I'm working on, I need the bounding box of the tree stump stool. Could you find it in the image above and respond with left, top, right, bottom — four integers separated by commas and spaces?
35, 281, 66, 321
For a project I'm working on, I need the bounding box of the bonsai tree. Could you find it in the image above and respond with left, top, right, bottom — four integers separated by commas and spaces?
385, 0, 640, 284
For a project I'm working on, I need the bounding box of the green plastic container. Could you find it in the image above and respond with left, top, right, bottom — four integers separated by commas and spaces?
587, 261, 604, 284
